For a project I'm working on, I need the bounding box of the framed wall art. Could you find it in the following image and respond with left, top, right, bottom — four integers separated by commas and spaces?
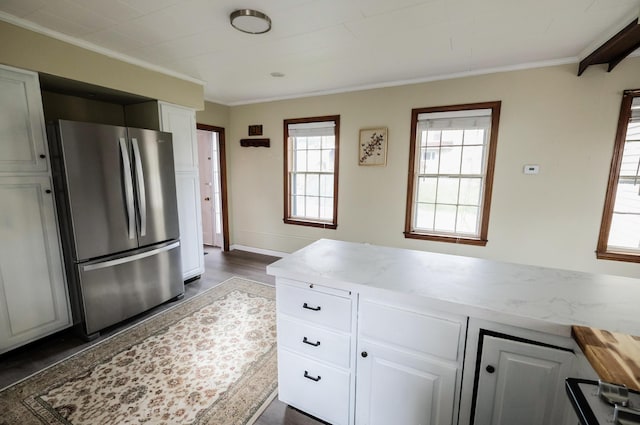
359, 127, 388, 166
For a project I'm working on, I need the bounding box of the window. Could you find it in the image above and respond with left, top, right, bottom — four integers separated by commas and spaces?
597, 90, 640, 262
404, 101, 501, 245
284, 115, 340, 228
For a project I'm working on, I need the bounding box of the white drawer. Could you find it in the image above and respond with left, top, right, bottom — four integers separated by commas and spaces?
278, 348, 351, 425
358, 299, 463, 361
278, 315, 351, 368
277, 283, 352, 332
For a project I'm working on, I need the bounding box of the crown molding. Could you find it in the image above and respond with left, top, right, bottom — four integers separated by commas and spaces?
0, 12, 204, 86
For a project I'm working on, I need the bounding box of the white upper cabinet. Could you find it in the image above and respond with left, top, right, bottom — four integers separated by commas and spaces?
0, 65, 49, 173
158, 101, 199, 171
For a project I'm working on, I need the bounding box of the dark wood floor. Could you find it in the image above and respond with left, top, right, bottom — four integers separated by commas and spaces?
0, 246, 324, 425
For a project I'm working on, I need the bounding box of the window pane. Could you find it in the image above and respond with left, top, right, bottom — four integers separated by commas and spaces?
420, 147, 439, 174
425, 130, 441, 147
320, 197, 333, 220
442, 130, 463, 146
439, 146, 462, 174
417, 177, 437, 203
459, 178, 482, 206
295, 138, 307, 150
322, 150, 334, 172
295, 150, 307, 172
306, 174, 320, 196
306, 196, 319, 218
322, 136, 335, 149
307, 136, 321, 149
434, 204, 456, 232
436, 177, 459, 204
620, 141, 640, 176
320, 175, 334, 197
415, 203, 435, 230
608, 212, 640, 250
307, 150, 321, 172
461, 146, 484, 174
292, 173, 305, 196
456, 206, 479, 234
463, 129, 485, 145
292, 195, 305, 217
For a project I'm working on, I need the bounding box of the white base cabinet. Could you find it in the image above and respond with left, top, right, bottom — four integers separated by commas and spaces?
276, 278, 355, 425
356, 299, 466, 425
275, 278, 466, 425
0, 176, 71, 353
473, 334, 574, 425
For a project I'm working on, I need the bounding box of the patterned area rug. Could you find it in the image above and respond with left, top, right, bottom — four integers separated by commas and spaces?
0, 277, 277, 425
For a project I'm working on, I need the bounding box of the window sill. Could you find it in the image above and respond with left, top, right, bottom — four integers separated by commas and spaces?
404, 232, 487, 246
596, 250, 640, 263
284, 218, 337, 230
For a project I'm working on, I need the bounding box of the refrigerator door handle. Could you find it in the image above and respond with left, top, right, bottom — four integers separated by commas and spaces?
82, 241, 180, 272
118, 137, 136, 240
131, 138, 147, 237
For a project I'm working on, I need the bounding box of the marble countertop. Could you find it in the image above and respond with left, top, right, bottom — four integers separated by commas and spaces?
266, 239, 640, 337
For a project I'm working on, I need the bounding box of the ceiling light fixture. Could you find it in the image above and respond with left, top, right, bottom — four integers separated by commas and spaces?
230, 9, 271, 34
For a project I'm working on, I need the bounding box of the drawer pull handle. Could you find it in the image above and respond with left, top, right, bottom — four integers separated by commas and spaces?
302, 337, 321, 347
304, 370, 321, 382
302, 302, 321, 311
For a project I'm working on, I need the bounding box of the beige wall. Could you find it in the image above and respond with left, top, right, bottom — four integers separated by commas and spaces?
227, 58, 640, 278
0, 20, 203, 109
196, 101, 230, 129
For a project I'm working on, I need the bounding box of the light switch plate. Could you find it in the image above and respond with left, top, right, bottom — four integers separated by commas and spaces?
524, 164, 539, 174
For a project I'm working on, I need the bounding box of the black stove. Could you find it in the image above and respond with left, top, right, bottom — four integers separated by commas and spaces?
566, 378, 640, 425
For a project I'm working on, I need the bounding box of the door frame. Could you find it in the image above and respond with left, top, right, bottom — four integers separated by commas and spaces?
196, 123, 230, 252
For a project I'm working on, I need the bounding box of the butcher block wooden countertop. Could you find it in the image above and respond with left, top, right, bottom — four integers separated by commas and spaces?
572, 325, 640, 391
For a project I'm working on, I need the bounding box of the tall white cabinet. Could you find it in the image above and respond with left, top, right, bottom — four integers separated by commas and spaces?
0, 65, 71, 354
158, 101, 204, 281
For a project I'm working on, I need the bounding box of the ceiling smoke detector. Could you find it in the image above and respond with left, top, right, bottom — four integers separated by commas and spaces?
230, 9, 271, 34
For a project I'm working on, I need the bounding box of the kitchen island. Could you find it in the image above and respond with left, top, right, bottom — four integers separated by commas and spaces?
267, 239, 640, 425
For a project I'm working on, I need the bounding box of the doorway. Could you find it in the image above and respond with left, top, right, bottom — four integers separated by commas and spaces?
196, 124, 229, 251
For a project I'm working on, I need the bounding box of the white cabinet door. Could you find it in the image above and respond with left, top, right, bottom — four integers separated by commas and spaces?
0, 65, 48, 173
158, 102, 204, 280
355, 340, 457, 425
474, 335, 575, 425
175, 172, 204, 280
0, 176, 71, 353
158, 101, 198, 171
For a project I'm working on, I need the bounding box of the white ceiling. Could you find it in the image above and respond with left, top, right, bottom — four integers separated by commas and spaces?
1, 0, 639, 105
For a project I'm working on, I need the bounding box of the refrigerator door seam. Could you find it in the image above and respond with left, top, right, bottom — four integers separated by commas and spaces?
81, 241, 180, 272
131, 137, 147, 237
118, 137, 136, 240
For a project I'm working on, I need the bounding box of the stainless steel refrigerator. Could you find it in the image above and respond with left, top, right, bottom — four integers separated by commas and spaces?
48, 120, 184, 339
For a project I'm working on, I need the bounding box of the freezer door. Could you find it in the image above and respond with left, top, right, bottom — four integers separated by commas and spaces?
128, 127, 180, 247
57, 120, 138, 260
77, 241, 183, 336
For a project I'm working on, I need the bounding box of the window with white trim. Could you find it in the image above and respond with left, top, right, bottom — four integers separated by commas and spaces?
284, 116, 340, 228
404, 102, 501, 245
597, 90, 640, 262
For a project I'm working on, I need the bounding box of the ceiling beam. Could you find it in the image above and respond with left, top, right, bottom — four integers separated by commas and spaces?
578, 18, 640, 76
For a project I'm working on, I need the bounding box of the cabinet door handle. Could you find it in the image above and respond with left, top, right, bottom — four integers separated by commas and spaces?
304, 370, 321, 382
361, 351, 368, 358
302, 337, 321, 347
486, 365, 495, 374
39, 154, 46, 159
45, 189, 52, 194
302, 302, 321, 311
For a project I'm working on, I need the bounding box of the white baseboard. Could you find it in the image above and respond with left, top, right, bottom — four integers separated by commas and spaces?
230, 244, 288, 258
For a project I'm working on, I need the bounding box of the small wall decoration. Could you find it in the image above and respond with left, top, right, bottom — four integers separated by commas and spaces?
248, 125, 263, 136
240, 138, 270, 147
359, 127, 388, 166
